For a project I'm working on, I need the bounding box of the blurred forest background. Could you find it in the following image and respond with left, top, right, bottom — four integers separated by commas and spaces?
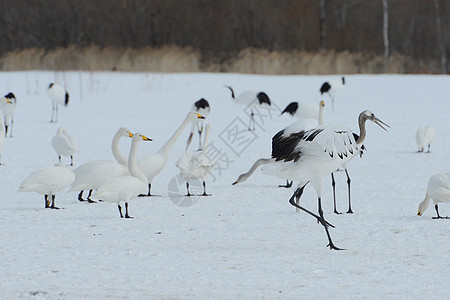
0, 0, 448, 74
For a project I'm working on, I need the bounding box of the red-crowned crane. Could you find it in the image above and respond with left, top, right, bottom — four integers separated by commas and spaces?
0, 92, 16, 137
47, 83, 69, 123
263, 110, 389, 250
224, 86, 271, 131
320, 76, 345, 111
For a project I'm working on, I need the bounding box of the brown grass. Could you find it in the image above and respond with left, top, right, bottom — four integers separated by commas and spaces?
0, 45, 440, 74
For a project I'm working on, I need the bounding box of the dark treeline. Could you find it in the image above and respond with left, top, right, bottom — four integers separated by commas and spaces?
0, 0, 448, 72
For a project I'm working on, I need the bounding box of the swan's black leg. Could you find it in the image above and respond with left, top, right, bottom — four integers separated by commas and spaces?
50, 195, 59, 209
44, 195, 50, 208
86, 190, 96, 203
58, 155, 61, 163
124, 202, 133, 218
278, 180, 293, 188
185, 182, 192, 196
70, 155, 74, 166
331, 173, 341, 214
118, 205, 124, 218
201, 181, 211, 196
432, 204, 450, 219
138, 183, 160, 197
77, 190, 86, 202
288, 185, 334, 228
345, 169, 353, 214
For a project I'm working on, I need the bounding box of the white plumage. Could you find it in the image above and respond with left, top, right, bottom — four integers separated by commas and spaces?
139, 111, 204, 196
69, 127, 132, 202
51, 127, 79, 166
418, 173, 450, 219
177, 123, 215, 196
263, 110, 389, 250
0, 92, 16, 137
93, 133, 152, 218
416, 125, 435, 153
224, 86, 271, 131
18, 164, 75, 209
0, 96, 12, 164
47, 83, 69, 122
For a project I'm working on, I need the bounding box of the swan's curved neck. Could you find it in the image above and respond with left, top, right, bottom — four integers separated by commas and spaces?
158, 115, 193, 157
128, 139, 147, 183
318, 106, 324, 126
418, 194, 431, 215
112, 133, 127, 165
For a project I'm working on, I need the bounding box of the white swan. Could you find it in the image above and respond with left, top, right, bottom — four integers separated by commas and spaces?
138, 111, 204, 196
51, 126, 79, 166
69, 127, 132, 202
93, 133, 152, 218
47, 83, 69, 122
418, 173, 450, 219
177, 123, 215, 196
0, 92, 16, 137
416, 125, 436, 153
186, 98, 210, 151
18, 164, 75, 209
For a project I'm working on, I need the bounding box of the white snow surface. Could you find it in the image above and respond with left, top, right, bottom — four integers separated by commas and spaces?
1, 71, 450, 299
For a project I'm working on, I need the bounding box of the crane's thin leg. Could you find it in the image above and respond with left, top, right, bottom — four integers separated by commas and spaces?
44, 195, 50, 208
432, 204, 450, 219
124, 202, 133, 218
50, 195, 59, 209
118, 205, 124, 218
50, 103, 55, 122
318, 197, 343, 250
288, 185, 334, 228
331, 173, 341, 214
279, 180, 293, 188
201, 181, 211, 196
4, 123, 8, 137
55, 105, 58, 123
58, 155, 61, 164
345, 169, 353, 214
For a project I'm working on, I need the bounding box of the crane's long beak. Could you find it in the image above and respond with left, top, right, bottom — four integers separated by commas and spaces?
374, 117, 390, 132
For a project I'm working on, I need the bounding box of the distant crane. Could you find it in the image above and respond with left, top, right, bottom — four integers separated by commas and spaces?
224, 86, 271, 131
0, 92, 16, 137
47, 83, 69, 123
320, 76, 345, 110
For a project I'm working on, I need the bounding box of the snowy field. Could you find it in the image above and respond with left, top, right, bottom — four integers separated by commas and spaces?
1, 71, 450, 299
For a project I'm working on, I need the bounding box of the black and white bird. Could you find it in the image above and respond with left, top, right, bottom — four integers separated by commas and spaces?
320, 76, 345, 110
263, 110, 389, 250
418, 173, 450, 219
0, 92, 16, 137
186, 98, 210, 151
416, 125, 435, 153
47, 83, 69, 123
224, 86, 271, 131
